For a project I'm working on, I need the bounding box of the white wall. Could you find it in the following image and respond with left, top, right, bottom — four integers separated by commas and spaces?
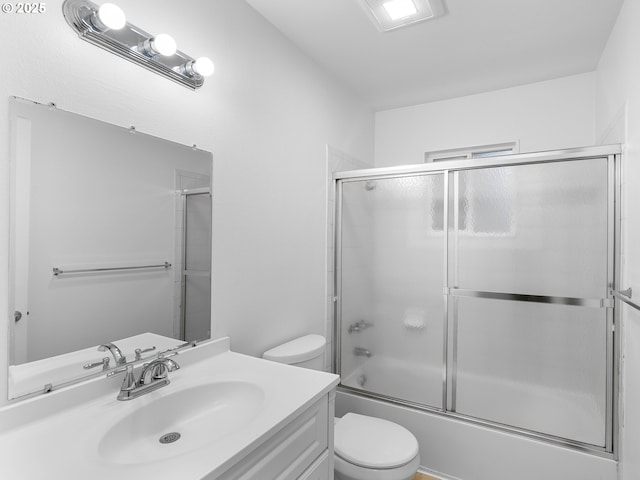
375, 72, 596, 167
595, 1, 640, 478
0, 0, 374, 405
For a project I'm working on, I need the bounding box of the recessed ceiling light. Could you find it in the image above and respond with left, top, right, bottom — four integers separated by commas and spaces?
357, 0, 446, 32
383, 0, 418, 21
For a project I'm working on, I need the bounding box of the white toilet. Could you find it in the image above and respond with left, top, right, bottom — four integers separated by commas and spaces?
263, 335, 421, 480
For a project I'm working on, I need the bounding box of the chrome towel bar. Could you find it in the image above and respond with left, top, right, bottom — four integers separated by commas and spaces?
53, 261, 172, 276
612, 288, 640, 312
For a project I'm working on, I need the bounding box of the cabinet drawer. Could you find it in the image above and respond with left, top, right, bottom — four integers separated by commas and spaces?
222, 396, 329, 480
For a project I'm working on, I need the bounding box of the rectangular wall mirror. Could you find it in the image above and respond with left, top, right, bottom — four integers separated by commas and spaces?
8, 97, 213, 399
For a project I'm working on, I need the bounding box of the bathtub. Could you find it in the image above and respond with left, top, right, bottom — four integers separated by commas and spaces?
337, 356, 616, 480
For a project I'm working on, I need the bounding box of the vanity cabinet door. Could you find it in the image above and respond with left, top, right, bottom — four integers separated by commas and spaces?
298, 451, 329, 480
219, 395, 329, 480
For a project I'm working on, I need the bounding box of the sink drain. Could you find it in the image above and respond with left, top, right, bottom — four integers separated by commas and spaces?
159, 432, 181, 444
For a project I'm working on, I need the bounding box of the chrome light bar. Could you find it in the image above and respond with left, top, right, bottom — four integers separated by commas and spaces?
62, 0, 213, 90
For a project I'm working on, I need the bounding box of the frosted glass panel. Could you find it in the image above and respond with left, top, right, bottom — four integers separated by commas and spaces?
339, 175, 445, 407
184, 275, 211, 342
185, 193, 212, 272
336, 151, 615, 450
453, 159, 608, 298
183, 193, 211, 342
454, 297, 607, 446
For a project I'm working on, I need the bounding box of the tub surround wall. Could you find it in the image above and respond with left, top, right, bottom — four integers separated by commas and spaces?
0, 0, 374, 405
375, 72, 597, 168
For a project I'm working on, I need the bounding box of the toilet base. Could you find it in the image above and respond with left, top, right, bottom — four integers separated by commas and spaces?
334, 452, 420, 480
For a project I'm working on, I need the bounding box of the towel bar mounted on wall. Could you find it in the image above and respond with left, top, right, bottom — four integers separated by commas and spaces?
612, 288, 640, 312
52, 261, 172, 276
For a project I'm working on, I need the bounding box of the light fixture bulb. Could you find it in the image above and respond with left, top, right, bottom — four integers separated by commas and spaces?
96, 3, 126, 30
193, 57, 214, 77
150, 33, 177, 56
383, 0, 418, 20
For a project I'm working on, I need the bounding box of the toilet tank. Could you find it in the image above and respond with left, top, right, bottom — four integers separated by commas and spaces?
262, 334, 326, 370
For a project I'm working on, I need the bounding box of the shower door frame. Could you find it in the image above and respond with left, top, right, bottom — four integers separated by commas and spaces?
333, 144, 621, 458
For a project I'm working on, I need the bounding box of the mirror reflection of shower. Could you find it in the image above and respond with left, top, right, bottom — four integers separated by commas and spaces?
177, 186, 212, 343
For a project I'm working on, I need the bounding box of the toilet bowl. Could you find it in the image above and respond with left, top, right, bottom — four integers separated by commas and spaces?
262, 335, 421, 480
334, 413, 420, 480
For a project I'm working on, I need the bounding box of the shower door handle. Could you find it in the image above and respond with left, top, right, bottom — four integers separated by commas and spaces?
14, 310, 22, 323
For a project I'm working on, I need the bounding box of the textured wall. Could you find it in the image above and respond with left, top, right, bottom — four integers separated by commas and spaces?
0, 0, 374, 405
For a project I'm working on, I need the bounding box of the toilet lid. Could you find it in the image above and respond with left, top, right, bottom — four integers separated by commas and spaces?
334, 413, 419, 469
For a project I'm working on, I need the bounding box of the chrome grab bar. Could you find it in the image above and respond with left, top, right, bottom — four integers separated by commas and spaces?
53, 261, 171, 276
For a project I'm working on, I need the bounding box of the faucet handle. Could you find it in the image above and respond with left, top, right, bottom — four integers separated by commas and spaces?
139, 358, 180, 385
107, 364, 131, 377
134, 346, 156, 361
119, 364, 136, 392
152, 358, 180, 379
83, 357, 111, 371
158, 350, 178, 359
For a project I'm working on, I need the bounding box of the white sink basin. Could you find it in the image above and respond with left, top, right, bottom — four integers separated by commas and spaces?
0, 338, 340, 479
98, 381, 265, 465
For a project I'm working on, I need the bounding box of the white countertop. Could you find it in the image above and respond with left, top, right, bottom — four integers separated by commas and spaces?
0, 337, 339, 479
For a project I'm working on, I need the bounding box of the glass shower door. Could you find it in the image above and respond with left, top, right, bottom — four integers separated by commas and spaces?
338, 174, 446, 408
449, 158, 611, 446
181, 191, 212, 342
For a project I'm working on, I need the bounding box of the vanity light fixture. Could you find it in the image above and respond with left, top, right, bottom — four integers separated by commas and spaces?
91, 2, 126, 31
357, 0, 446, 32
141, 33, 178, 57
62, 0, 214, 89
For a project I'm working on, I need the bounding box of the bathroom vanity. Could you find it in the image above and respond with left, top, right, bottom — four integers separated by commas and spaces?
0, 337, 339, 479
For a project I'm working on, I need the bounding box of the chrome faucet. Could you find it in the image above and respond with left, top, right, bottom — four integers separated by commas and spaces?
114, 357, 180, 401
354, 347, 372, 358
98, 343, 127, 366
348, 320, 374, 334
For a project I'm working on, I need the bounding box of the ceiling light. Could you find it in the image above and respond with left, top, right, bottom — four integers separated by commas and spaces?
62, 0, 214, 89
383, 0, 418, 21
357, 0, 446, 32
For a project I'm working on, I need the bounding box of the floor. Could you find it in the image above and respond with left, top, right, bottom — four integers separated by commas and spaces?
414, 474, 440, 480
